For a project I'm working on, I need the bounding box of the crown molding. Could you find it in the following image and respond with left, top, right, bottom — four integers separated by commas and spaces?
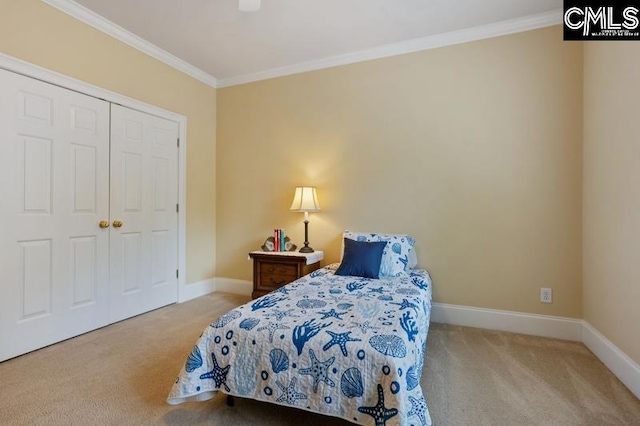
40, 0, 218, 88
40, 0, 561, 90
218, 9, 562, 88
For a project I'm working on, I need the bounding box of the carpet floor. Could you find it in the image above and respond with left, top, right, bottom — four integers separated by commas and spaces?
1, 292, 638, 425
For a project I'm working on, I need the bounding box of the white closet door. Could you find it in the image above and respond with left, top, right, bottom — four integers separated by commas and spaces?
109, 104, 179, 323
0, 69, 110, 362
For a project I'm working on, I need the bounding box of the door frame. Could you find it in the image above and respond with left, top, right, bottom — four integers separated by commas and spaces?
0, 52, 190, 302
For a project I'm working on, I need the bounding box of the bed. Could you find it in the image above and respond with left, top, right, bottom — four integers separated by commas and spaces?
167, 232, 433, 426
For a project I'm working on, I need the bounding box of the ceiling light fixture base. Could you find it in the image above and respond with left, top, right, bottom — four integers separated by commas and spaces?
239, 0, 261, 12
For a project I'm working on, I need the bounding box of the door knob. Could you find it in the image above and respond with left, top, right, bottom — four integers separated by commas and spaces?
113, 220, 123, 228
99, 220, 110, 229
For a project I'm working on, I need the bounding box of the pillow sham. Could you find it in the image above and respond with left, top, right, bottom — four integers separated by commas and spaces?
335, 238, 386, 279
407, 246, 418, 270
343, 230, 416, 277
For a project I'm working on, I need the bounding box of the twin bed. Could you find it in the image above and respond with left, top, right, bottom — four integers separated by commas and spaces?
167, 232, 433, 426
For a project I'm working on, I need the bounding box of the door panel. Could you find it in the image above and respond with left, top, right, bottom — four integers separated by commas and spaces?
70, 236, 98, 307
109, 105, 178, 323
0, 69, 110, 362
71, 144, 98, 213
19, 135, 53, 214
19, 239, 52, 319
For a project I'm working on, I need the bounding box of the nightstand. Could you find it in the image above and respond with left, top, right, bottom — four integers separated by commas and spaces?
248, 251, 324, 299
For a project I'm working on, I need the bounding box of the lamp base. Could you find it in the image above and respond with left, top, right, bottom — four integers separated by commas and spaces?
299, 245, 314, 253
299, 219, 314, 253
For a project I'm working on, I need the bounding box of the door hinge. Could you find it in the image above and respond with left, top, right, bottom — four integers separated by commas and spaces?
177, 138, 180, 147
176, 203, 179, 213
176, 269, 179, 279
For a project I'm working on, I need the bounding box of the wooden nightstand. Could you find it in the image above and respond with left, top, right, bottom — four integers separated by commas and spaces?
248, 251, 324, 299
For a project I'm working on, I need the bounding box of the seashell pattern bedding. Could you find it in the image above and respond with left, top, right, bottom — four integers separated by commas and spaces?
167, 264, 433, 426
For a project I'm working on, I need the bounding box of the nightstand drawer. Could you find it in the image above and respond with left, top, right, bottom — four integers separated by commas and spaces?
260, 263, 297, 277
249, 251, 324, 300
258, 262, 297, 291
258, 273, 296, 289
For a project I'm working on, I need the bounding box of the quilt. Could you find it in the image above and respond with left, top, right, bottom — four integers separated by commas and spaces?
167, 265, 433, 426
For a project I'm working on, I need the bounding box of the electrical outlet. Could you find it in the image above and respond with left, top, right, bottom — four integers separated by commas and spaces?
540, 288, 553, 304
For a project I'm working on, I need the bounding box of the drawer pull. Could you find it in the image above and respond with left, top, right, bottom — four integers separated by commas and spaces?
270, 277, 287, 285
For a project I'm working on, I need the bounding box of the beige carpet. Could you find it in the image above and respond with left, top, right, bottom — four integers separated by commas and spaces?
1, 292, 638, 426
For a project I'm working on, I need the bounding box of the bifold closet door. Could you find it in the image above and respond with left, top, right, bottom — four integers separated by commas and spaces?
0, 68, 111, 362
109, 105, 179, 323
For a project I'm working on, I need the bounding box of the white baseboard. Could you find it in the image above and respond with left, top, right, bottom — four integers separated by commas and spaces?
178, 278, 216, 303
431, 302, 639, 399
582, 321, 640, 399
431, 302, 583, 341
179, 277, 252, 302
180, 281, 639, 399
214, 277, 252, 297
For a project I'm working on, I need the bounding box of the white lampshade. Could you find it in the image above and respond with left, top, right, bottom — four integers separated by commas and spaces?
290, 187, 320, 212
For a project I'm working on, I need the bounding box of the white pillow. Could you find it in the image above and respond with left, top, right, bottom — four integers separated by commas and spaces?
342, 231, 416, 277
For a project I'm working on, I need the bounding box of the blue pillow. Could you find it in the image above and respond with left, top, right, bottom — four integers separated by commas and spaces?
343, 231, 416, 277
335, 238, 386, 278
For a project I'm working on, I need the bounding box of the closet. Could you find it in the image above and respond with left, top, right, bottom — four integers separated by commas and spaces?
0, 68, 179, 361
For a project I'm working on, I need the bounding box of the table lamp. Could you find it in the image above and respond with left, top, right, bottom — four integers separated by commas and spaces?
290, 186, 320, 253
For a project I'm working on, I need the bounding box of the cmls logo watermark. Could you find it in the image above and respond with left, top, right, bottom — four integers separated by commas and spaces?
563, 2, 640, 40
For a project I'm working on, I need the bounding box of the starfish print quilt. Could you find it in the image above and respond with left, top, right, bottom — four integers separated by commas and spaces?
167, 264, 433, 426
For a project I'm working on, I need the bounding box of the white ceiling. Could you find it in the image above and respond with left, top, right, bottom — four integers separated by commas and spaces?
61, 0, 561, 86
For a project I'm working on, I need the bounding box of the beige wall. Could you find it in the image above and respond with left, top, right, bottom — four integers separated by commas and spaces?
4, 0, 635, 365
583, 42, 640, 364
7, 1, 635, 362
217, 26, 584, 318
0, 0, 217, 284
